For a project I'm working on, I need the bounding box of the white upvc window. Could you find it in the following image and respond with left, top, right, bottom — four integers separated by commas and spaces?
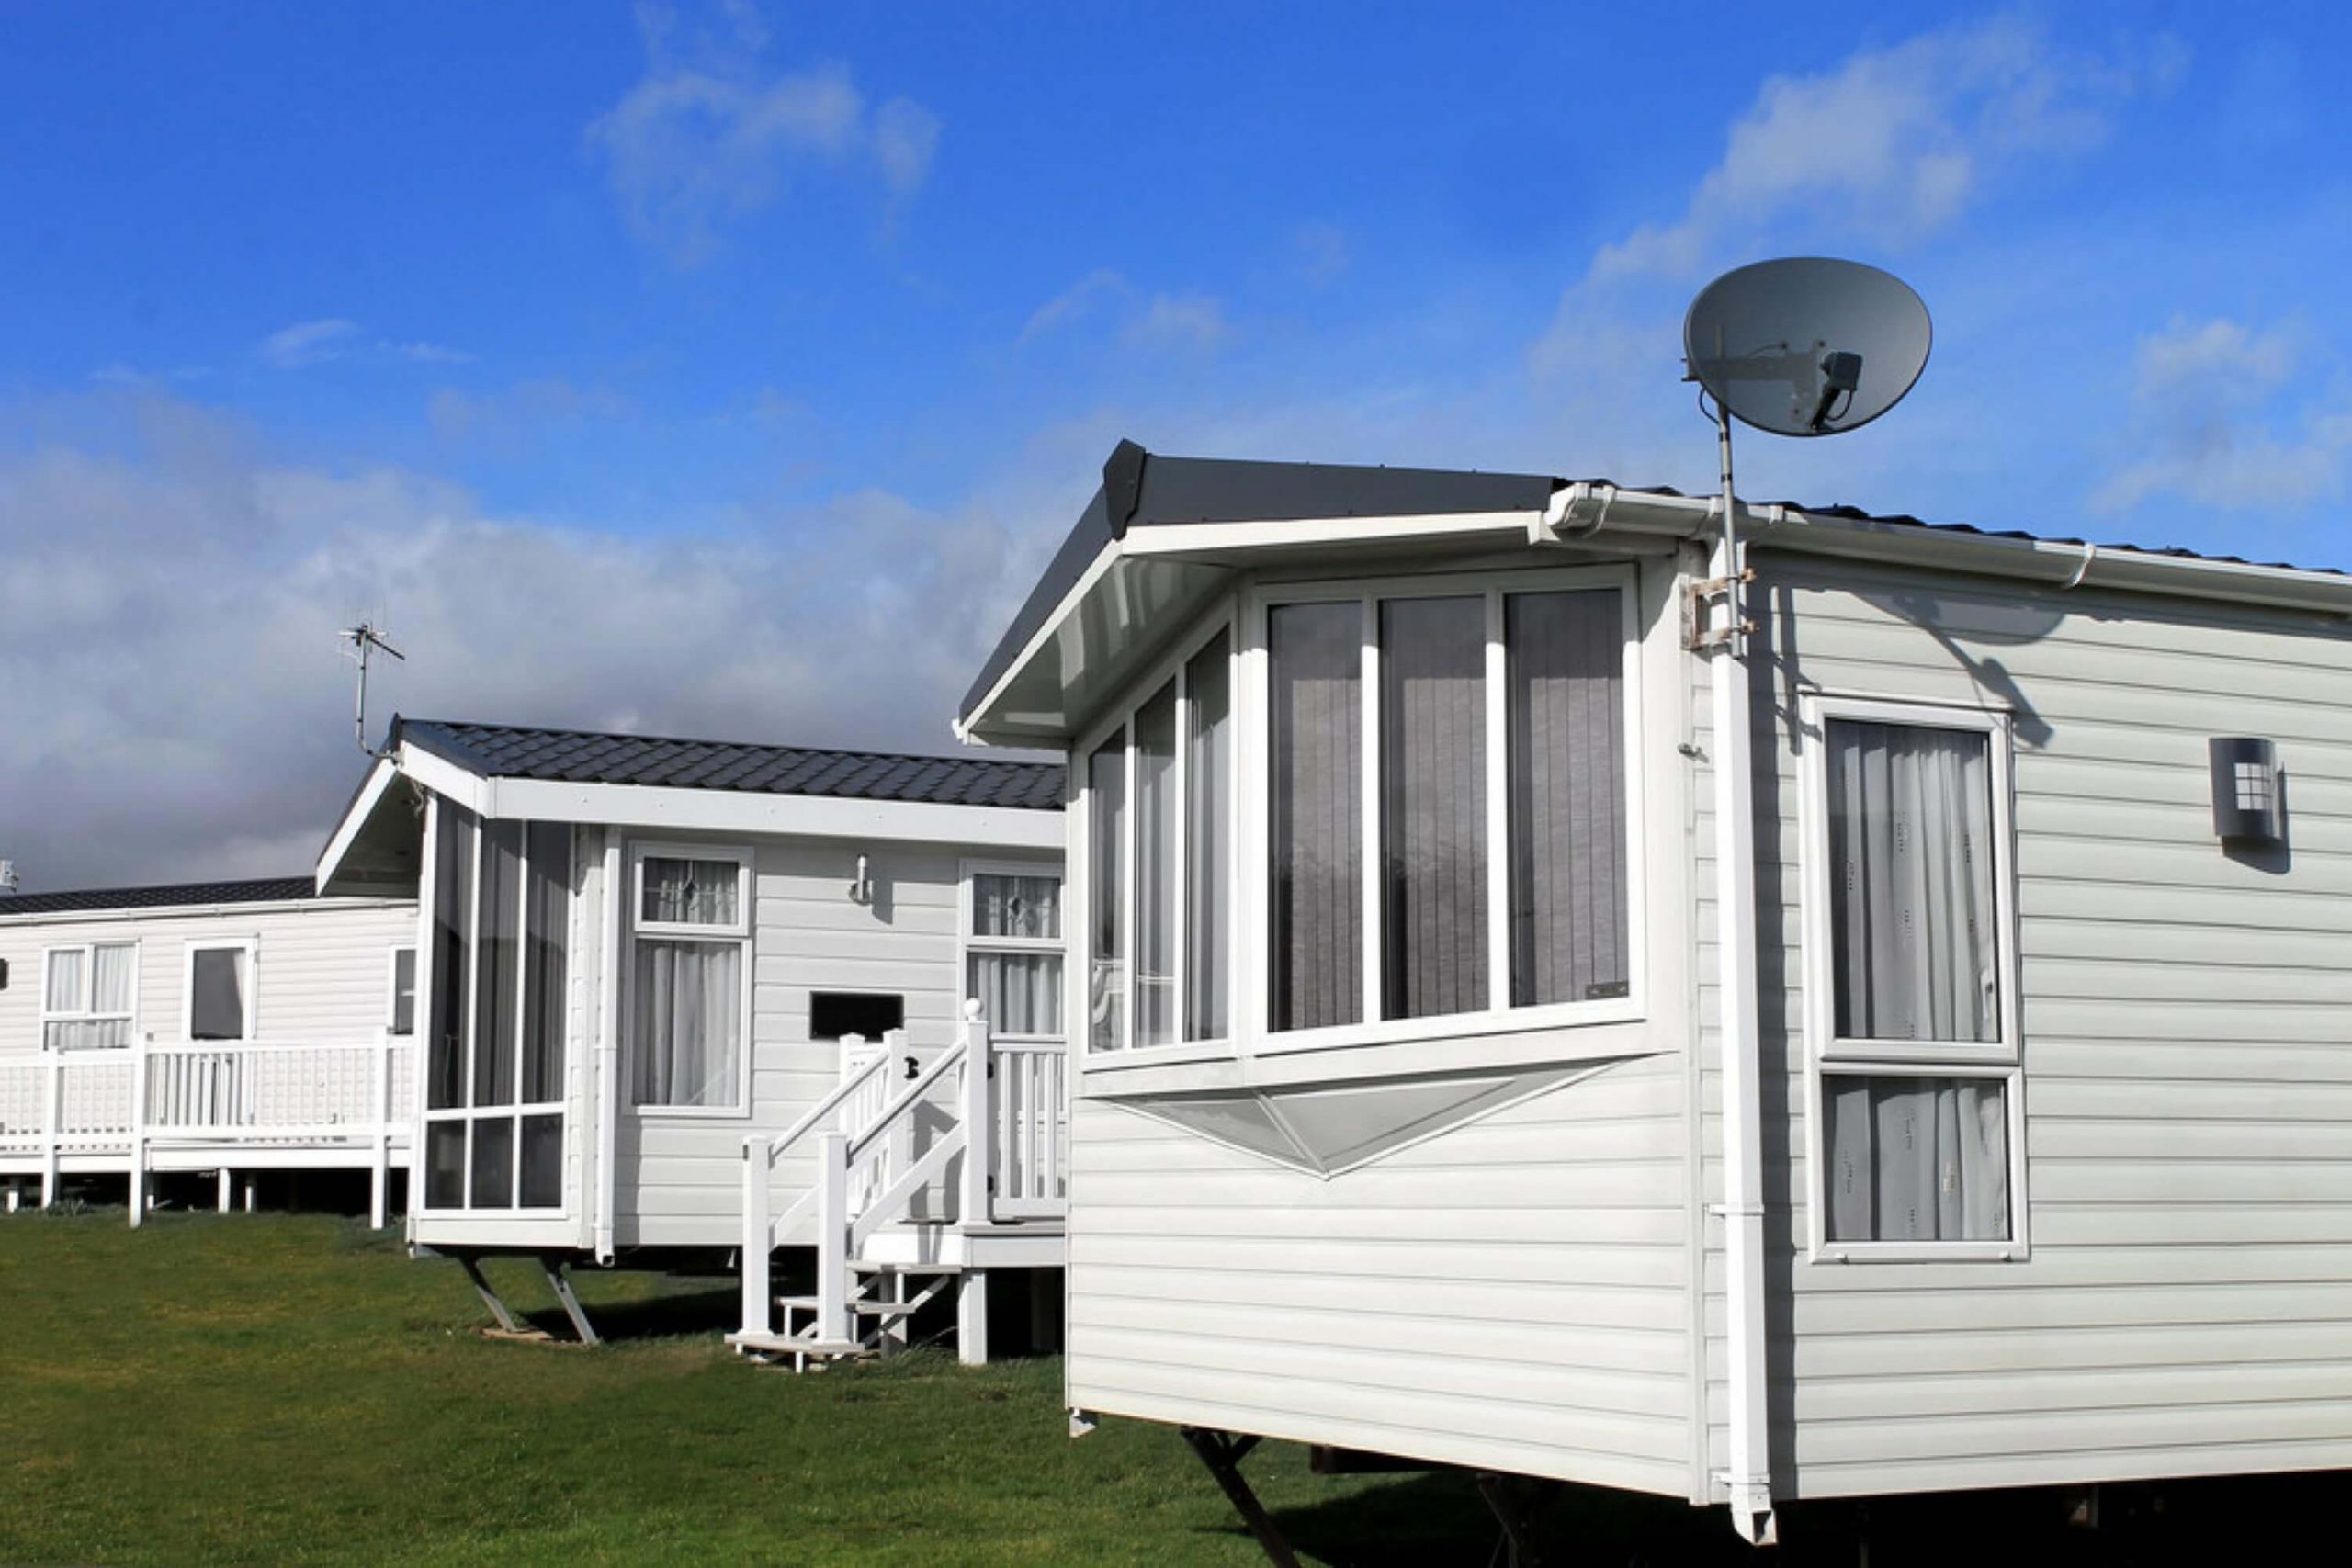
627, 842, 752, 1114
184, 939, 257, 1043
41, 942, 139, 1050
1800, 694, 2028, 1262
963, 862, 1066, 1044
388, 945, 418, 1038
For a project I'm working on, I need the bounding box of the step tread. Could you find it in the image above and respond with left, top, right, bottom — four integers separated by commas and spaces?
775, 1294, 921, 1317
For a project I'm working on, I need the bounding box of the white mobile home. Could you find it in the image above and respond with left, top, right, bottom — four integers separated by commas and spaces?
0, 876, 420, 1222
956, 440, 2352, 1548
318, 718, 1069, 1359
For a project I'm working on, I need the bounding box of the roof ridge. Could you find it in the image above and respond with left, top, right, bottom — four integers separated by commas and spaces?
400, 716, 1060, 773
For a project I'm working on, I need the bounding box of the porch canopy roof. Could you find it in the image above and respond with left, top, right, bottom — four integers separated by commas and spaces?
316, 719, 1065, 898
955, 439, 2352, 750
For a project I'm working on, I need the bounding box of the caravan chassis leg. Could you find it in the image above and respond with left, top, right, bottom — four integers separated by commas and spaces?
1180, 1427, 1301, 1568
453, 1254, 602, 1346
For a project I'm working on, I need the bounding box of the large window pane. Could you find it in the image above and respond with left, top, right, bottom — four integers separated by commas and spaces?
1135, 682, 1178, 1047
390, 948, 418, 1037
1380, 596, 1488, 1021
189, 949, 249, 1042
428, 803, 476, 1111
474, 819, 522, 1109
1270, 601, 1363, 1032
1825, 1075, 2009, 1242
969, 953, 1064, 1037
1087, 738, 1126, 1052
972, 874, 1059, 940
1185, 630, 1231, 1041
44, 949, 83, 1015
424, 1121, 465, 1209
630, 939, 742, 1107
519, 1114, 564, 1209
522, 822, 569, 1103
91, 944, 135, 1014
470, 1116, 514, 1210
1827, 720, 1999, 1043
1507, 589, 1630, 1005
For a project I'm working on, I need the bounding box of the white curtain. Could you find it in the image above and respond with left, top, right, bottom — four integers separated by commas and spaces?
1827, 1076, 2008, 1241
970, 953, 1063, 1038
1827, 720, 1998, 1043
973, 874, 1060, 940
1269, 601, 1362, 1031
45, 948, 83, 1015
43, 944, 135, 1050
1380, 596, 1488, 1020
641, 857, 739, 926
631, 939, 742, 1107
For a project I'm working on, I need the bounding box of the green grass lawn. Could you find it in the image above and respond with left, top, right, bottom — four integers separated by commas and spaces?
0, 1209, 1573, 1566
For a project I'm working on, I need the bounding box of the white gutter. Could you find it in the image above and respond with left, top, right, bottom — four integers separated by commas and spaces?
0, 895, 408, 929
594, 831, 623, 1264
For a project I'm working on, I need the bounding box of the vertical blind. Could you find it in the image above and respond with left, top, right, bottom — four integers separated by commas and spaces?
1185, 630, 1233, 1041
1379, 595, 1488, 1021
1269, 601, 1363, 1032
1134, 682, 1179, 1046
1088, 739, 1126, 1051
1508, 589, 1630, 1004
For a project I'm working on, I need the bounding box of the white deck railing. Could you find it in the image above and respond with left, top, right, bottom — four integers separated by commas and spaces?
737, 1002, 1067, 1349
0, 1032, 414, 1227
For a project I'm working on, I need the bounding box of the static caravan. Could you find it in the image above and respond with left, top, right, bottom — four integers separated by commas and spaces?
0, 876, 420, 1222
956, 440, 2352, 1549
318, 718, 1070, 1359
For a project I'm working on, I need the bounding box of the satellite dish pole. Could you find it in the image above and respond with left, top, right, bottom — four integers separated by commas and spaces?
340, 621, 407, 760
1678, 256, 1932, 1551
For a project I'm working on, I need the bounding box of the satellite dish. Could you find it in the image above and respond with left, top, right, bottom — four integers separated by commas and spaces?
1684, 258, 1930, 437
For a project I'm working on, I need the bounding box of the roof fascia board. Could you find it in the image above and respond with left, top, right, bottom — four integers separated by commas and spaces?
398, 742, 494, 817
953, 536, 1125, 744
312, 755, 401, 892
1760, 510, 2352, 617
0, 896, 408, 929
481, 776, 1064, 849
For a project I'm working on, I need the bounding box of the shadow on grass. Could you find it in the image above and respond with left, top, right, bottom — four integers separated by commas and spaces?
486, 1280, 742, 1345
1242, 1471, 1756, 1568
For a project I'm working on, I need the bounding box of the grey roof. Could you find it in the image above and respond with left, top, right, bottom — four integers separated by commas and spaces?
0, 876, 321, 917
959, 439, 2351, 726
395, 718, 1065, 811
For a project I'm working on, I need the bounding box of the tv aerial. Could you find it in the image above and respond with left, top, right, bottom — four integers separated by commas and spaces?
340, 620, 406, 759
1681, 256, 1931, 652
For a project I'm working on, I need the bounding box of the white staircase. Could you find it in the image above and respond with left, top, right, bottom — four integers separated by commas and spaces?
727, 1002, 1066, 1371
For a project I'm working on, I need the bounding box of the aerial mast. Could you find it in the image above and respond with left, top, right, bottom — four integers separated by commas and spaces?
340, 621, 407, 759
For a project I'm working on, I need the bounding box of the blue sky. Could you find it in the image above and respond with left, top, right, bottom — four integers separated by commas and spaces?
2, 2, 2347, 888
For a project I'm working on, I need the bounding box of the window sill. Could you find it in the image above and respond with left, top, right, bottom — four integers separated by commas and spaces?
1250, 995, 1644, 1059
627, 1103, 752, 1121
1813, 1240, 2026, 1265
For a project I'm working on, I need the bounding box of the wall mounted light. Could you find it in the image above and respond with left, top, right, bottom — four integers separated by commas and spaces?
2210, 738, 2285, 847
847, 852, 874, 906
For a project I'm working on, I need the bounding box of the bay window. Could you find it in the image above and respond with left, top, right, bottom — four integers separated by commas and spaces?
1804, 696, 2023, 1258
41, 942, 137, 1050
629, 846, 751, 1112
421, 800, 571, 1213
1082, 568, 1634, 1058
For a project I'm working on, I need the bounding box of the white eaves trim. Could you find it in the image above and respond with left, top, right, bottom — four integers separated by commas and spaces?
398, 742, 1062, 849
0, 896, 408, 930
313, 754, 401, 894
952, 537, 1125, 746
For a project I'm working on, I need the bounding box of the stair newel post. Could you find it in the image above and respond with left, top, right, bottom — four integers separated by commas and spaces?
127, 1032, 149, 1228
957, 1000, 992, 1228
40, 1050, 62, 1208
816, 1129, 852, 1345
740, 1136, 772, 1340
368, 1028, 392, 1231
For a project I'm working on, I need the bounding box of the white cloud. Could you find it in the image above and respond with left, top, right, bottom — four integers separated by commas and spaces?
586, 12, 941, 265
1125, 294, 1230, 352
1018, 273, 1231, 353
260, 318, 359, 369
1017, 269, 1126, 344
1588, 16, 2183, 284
0, 389, 1068, 891
2095, 314, 2351, 513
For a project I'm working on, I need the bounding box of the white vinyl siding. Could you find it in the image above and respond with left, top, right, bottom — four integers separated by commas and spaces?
1698, 552, 2352, 1501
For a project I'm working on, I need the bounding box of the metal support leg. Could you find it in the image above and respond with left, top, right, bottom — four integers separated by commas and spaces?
1475, 1472, 1555, 1568
458, 1256, 525, 1335
243, 1176, 255, 1213
217, 1168, 232, 1213
1180, 1427, 1300, 1568
540, 1257, 602, 1347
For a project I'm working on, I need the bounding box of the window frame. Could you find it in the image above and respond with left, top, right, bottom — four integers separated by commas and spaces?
417, 813, 577, 1216
623, 839, 754, 1119
40, 941, 140, 1052
960, 859, 1068, 1046
387, 944, 418, 1039
1074, 608, 1242, 1066
1240, 563, 1646, 1058
1797, 692, 2029, 1263
182, 937, 259, 1043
